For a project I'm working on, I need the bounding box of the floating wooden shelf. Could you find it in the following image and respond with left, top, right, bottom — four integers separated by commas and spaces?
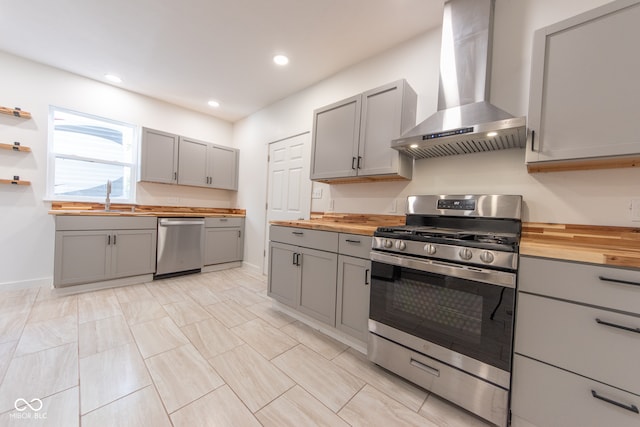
0, 142, 31, 152
0, 178, 31, 186
0, 106, 31, 119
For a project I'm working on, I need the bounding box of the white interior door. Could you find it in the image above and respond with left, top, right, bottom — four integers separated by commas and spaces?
263, 132, 312, 274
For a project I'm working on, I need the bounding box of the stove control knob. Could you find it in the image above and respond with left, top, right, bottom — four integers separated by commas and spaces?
424, 244, 437, 255
459, 248, 473, 260
383, 239, 393, 249
395, 241, 406, 251
480, 251, 494, 264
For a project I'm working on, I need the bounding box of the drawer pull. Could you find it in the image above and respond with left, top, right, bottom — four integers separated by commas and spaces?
591, 390, 639, 414
345, 239, 361, 244
595, 318, 640, 334
292, 231, 304, 236
599, 276, 640, 287
410, 358, 440, 377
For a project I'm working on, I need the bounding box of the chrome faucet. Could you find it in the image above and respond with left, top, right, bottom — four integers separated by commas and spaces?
105, 179, 111, 211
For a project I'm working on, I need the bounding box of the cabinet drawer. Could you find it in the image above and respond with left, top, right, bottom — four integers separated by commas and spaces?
338, 233, 373, 259
512, 355, 640, 427
270, 226, 338, 252
519, 256, 640, 315
205, 217, 244, 228
515, 292, 640, 395
55, 216, 157, 231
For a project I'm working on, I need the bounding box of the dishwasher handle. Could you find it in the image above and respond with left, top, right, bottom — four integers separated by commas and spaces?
158, 218, 205, 226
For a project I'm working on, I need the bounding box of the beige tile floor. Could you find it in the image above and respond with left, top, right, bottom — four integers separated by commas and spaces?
0, 268, 493, 426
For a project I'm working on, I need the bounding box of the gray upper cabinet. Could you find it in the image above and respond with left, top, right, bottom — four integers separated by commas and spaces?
178, 137, 209, 187
526, 0, 640, 167
209, 145, 238, 190
178, 137, 239, 190
310, 79, 416, 182
311, 94, 362, 180
139, 127, 179, 184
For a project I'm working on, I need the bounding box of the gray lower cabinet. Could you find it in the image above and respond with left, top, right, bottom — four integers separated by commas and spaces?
268, 240, 338, 326
204, 218, 244, 265
268, 226, 339, 326
336, 255, 371, 342
54, 217, 157, 287
268, 226, 373, 339
511, 255, 640, 426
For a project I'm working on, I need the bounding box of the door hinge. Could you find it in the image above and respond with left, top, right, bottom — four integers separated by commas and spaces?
265, 203, 268, 210
267, 154, 270, 162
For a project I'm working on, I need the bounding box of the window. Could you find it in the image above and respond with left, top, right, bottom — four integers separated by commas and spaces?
47, 107, 138, 203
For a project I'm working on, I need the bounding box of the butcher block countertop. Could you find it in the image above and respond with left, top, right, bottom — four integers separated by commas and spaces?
521, 223, 640, 269
270, 213, 405, 236
49, 202, 245, 218
271, 215, 640, 268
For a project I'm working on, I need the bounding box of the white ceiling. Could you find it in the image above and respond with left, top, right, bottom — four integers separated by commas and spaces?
0, 0, 444, 122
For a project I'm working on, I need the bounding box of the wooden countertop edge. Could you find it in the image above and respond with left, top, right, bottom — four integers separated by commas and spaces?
49, 210, 245, 218
270, 220, 378, 236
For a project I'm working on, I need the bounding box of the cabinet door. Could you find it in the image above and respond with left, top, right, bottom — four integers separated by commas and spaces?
268, 242, 299, 307
209, 145, 238, 190
336, 255, 371, 342
310, 94, 361, 180
139, 128, 179, 184
111, 229, 157, 279
298, 247, 338, 326
512, 354, 640, 427
527, 1, 640, 164
358, 81, 405, 176
178, 137, 208, 187
54, 231, 110, 287
204, 227, 242, 265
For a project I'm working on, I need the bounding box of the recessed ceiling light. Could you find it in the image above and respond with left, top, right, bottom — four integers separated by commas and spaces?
207, 100, 220, 108
273, 54, 289, 66
104, 74, 122, 83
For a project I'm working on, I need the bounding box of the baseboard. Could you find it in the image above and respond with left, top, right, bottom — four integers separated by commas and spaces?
271, 300, 367, 355
0, 277, 52, 291
202, 262, 243, 273
51, 274, 154, 296
241, 261, 264, 276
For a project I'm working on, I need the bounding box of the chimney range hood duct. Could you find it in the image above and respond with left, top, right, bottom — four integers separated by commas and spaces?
392, 0, 526, 159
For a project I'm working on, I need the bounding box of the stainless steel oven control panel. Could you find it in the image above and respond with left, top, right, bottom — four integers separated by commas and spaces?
372, 236, 518, 270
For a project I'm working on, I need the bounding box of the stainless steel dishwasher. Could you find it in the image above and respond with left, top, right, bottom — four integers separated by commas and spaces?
155, 217, 204, 279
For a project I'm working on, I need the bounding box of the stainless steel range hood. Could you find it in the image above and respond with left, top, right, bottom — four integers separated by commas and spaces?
392, 0, 526, 159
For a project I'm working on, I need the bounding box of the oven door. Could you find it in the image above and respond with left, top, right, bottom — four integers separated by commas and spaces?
369, 251, 516, 378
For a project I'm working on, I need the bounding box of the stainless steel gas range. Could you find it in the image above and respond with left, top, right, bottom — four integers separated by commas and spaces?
368, 194, 522, 427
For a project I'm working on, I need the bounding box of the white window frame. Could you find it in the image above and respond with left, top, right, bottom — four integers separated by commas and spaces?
46, 106, 138, 203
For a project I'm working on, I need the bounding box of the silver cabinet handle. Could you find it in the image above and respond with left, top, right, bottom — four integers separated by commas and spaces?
113, 234, 116, 245
591, 390, 639, 414
410, 358, 440, 377
595, 318, 640, 334
599, 276, 640, 287
292, 231, 304, 236
345, 239, 361, 244
107, 235, 111, 245
365, 268, 370, 285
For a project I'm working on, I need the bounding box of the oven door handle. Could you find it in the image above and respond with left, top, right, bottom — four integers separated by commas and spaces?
370, 251, 516, 289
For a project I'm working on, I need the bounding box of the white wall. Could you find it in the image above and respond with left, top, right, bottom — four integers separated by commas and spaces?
234, 0, 640, 273
0, 52, 234, 287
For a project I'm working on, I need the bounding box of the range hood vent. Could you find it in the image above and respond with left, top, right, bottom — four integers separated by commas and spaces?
392, 0, 526, 159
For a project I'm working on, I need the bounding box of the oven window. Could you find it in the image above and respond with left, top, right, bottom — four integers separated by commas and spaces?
369, 261, 514, 371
